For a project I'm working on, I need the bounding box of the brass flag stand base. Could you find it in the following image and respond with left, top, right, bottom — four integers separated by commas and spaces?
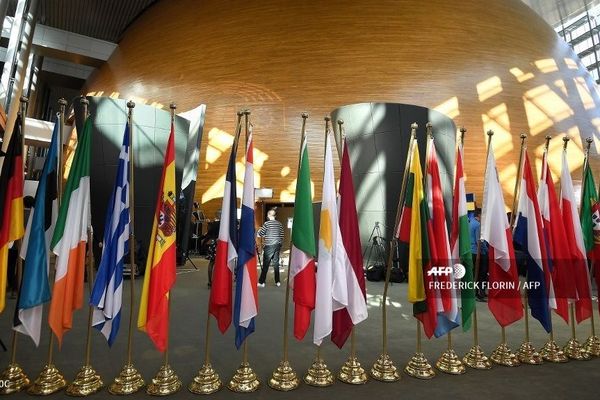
65, 365, 103, 396
404, 353, 435, 379
109, 364, 145, 395
540, 337, 569, 363
188, 363, 222, 395
435, 333, 466, 375
584, 335, 600, 357
146, 364, 182, 396
404, 321, 435, 379
28, 364, 67, 395
435, 349, 466, 375
268, 361, 299, 391
337, 357, 368, 385
462, 345, 492, 370
516, 342, 543, 365
370, 354, 400, 381
0, 363, 30, 394
490, 343, 520, 367
227, 363, 260, 393
304, 357, 334, 387
563, 338, 592, 360
490, 328, 520, 367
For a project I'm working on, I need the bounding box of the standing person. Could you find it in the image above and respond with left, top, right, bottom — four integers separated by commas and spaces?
470, 208, 488, 302
257, 209, 284, 287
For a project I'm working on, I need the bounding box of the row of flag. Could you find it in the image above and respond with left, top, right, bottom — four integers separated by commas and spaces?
208, 123, 368, 349
2, 110, 600, 354
0, 113, 177, 354
400, 131, 600, 340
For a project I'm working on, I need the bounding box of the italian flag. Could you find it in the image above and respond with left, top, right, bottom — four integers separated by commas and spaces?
450, 144, 475, 331
289, 135, 316, 341
48, 118, 92, 345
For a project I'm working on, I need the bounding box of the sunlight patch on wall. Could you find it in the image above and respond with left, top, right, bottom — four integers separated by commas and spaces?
535, 59, 558, 73
553, 80, 568, 97
482, 103, 512, 158
498, 162, 517, 210
477, 76, 503, 102
574, 77, 595, 110
564, 58, 579, 70
523, 84, 573, 135
433, 96, 460, 119
510, 67, 534, 83
280, 179, 315, 202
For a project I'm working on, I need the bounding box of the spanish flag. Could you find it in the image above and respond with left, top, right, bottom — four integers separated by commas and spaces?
0, 116, 24, 313
137, 124, 177, 352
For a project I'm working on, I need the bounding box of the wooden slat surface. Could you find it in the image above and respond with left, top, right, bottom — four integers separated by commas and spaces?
85, 0, 600, 217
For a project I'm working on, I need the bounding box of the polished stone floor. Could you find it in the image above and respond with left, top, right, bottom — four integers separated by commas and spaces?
1, 257, 599, 399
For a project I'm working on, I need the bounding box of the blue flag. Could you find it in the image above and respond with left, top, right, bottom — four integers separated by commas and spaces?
13, 116, 59, 346
90, 125, 130, 346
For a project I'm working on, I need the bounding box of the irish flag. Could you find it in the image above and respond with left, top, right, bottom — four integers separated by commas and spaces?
137, 124, 177, 352
450, 142, 475, 331
48, 117, 92, 345
290, 134, 316, 341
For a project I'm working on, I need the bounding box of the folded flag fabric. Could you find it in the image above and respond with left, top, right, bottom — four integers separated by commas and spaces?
90, 125, 130, 346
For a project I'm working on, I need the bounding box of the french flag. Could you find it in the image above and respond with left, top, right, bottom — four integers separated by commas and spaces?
234, 127, 258, 348
208, 130, 240, 333
513, 153, 551, 332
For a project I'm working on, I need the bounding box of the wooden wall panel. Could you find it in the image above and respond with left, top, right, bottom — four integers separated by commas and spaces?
85, 0, 600, 217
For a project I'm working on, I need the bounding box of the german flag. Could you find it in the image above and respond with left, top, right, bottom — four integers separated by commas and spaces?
0, 116, 24, 313
137, 123, 177, 352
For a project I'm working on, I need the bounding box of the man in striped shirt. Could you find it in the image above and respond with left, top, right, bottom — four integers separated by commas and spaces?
257, 209, 284, 287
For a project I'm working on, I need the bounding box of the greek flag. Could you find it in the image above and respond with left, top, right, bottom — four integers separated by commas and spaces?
90, 125, 130, 346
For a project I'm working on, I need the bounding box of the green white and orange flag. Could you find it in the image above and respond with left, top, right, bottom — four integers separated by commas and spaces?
0, 116, 24, 313
450, 143, 475, 331
48, 118, 92, 344
137, 124, 177, 352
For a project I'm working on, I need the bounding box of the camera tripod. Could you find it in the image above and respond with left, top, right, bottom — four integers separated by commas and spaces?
363, 221, 387, 268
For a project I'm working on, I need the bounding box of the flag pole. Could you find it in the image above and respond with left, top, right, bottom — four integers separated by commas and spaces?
335, 119, 368, 385
146, 102, 183, 396
538, 135, 569, 363
582, 136, 600, 357
304, 116, 335, 388
190, 111, 243, 394
404, 122, 435, 380
370, 124, 418, 382
0, 96, 30, 394
434, 125, 466, 375
268, 112, 309, 391
108, 100, 146, 394
486, 130, 520, 368
227, 109, 260, 393
28, 98, 68, 395
462, 129, 493, 370
511, 134, 543, 365
66, 96, 104, 396
561, 136, 592, 360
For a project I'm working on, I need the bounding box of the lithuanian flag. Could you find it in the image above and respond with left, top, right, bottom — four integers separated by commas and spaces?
137, 124, 177, 352
397, 139, 437, 338
0, 116, 24, 313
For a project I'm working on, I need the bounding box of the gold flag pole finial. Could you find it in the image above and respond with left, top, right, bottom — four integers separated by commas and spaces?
109, 100, 146, 395
462, 129, 493, 371
66, 97, 104, 396
0, 97, 31, 395
336, 118, 344, 158
459, 127, 466, 145
28, 99, 69, 396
